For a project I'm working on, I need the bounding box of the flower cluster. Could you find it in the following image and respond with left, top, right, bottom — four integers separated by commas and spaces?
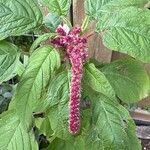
52, 25, 88, 135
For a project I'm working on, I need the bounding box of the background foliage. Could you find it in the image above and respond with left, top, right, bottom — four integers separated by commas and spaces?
0, 0, 150, 149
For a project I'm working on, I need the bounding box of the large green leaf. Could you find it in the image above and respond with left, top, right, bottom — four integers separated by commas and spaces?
86, 0, 150, 62
0, 110, 38, 150
47, 71, 72, 140
48, 138, 75, 150
96, 7, 150, 62
85, 0, 148, 20
48, 137, 86, 150
0, 41, 20, 83
0, 0, 42, 40
30, 33, 57, 53
83, 77, 141, 149
84, 88, 140, 150
14, 46, 60, 129
42, 0, 71, 16
35, 117, 53, 138
125, 120, 142, 150
83, 63, 116, 99
118, 106, 142, 150
101, 58, 150, 103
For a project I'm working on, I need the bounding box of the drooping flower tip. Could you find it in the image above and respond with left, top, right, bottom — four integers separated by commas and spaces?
69, 107, 80, 135
69, 123, 80, 135
52, 24, 89, 135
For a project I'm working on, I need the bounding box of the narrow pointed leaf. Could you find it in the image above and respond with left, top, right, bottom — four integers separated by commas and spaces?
30, 33, 56, 53
14, 46, 60, 129
0, 41, 20, 83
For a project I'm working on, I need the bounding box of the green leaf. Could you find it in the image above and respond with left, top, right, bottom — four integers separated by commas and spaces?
48, 138, 86, 150
85, 0, 148, 20
83, 63, 116, 99
0, 41, 20, 83
14, 46, 60, 129
35, 117, 53, 138
101, 58, 150, 103
42, 0, 71, 16
47, 71, 72, 140
84, 88, 129, 150
16, 61, 25, 77
125, 120, 142, 150
86, 0, 150, 62
96, 7, 150, 62
83, 85, 141, 150
48, 138, 75, 150
85, 130, 105, 150
0, 110, 38, 150
118, 106, 142, 150
30, 33, 57, 53
0, 0, 43, 40
44, 13, 61, 32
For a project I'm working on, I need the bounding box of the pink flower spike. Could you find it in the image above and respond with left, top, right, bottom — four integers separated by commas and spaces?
51, 25, 89, 134
69, 56, 83, 135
